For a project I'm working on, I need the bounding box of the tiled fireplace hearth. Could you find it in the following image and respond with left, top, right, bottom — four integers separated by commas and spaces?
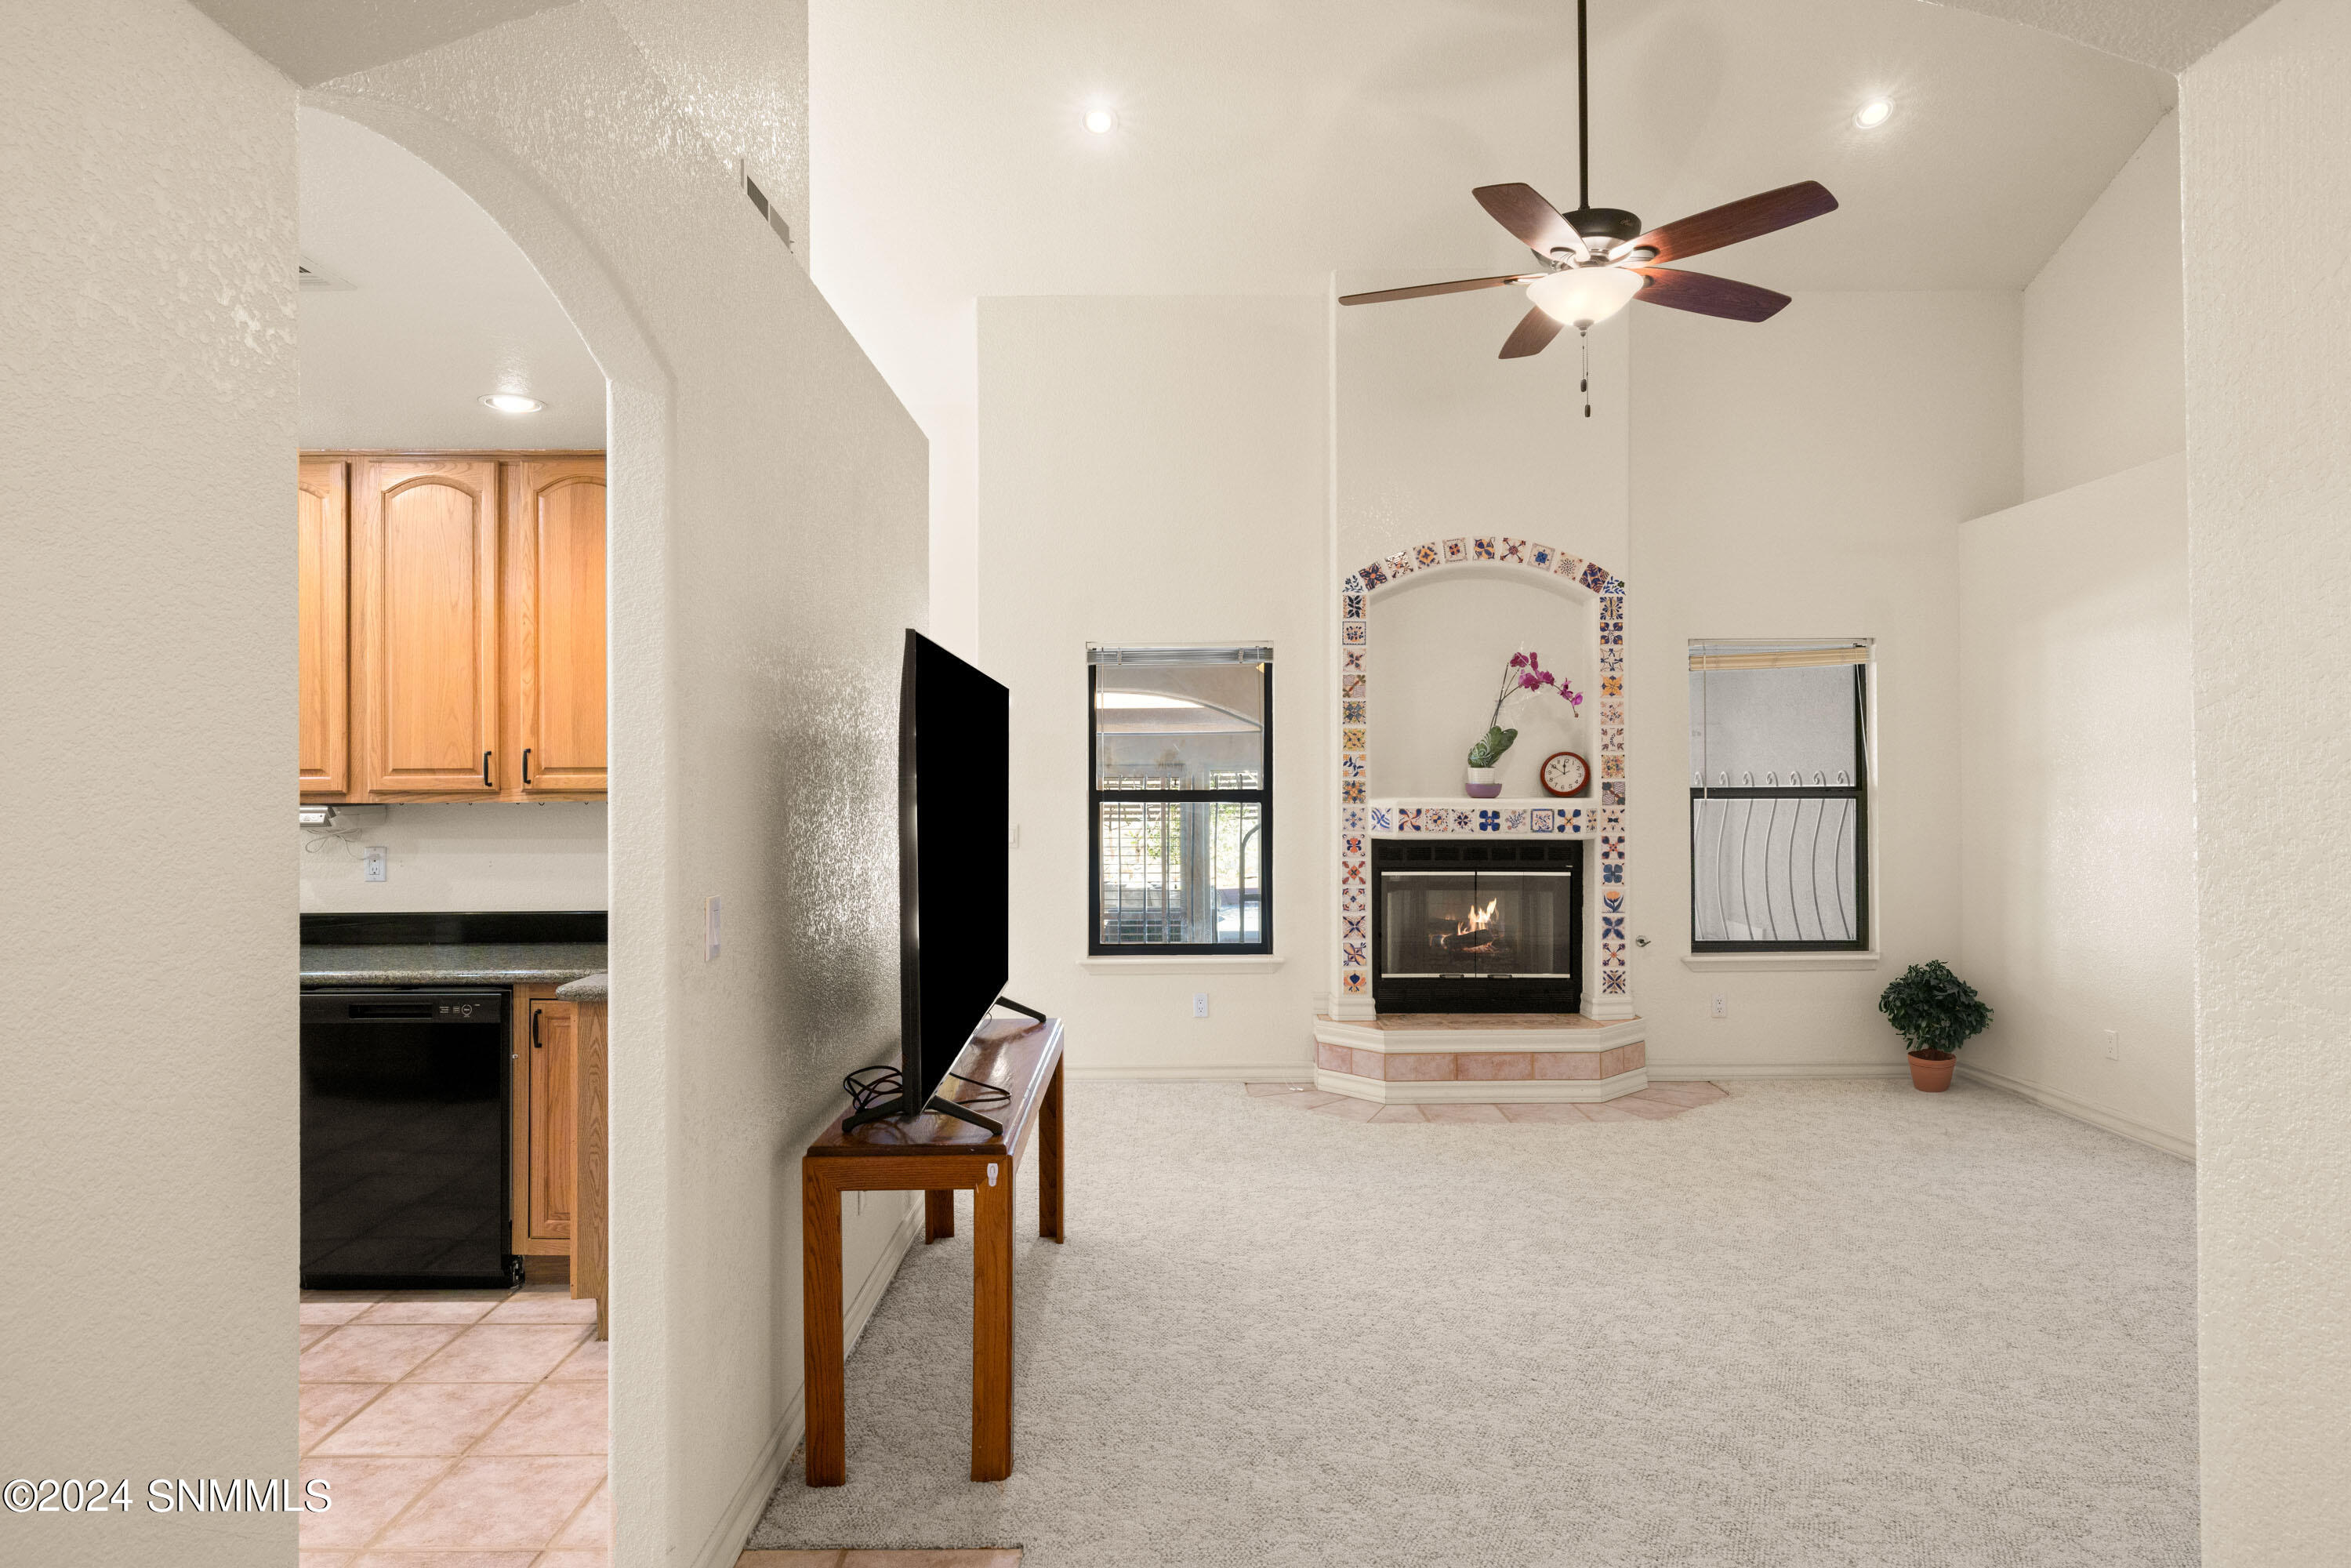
1322, 534, 1642, 1105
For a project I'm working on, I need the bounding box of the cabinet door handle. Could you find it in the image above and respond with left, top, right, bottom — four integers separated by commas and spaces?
532, 1009, 542, 1048
522, 748, 532, 787
483, 750, 493, 789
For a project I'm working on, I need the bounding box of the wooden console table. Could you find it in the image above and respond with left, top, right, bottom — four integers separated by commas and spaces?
801, 1016, 1065, 1484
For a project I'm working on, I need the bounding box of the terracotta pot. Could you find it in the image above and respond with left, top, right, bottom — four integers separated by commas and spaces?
1907, 1051, 1956, 1092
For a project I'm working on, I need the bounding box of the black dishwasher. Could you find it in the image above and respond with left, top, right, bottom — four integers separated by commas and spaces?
300, 989, 517, 1290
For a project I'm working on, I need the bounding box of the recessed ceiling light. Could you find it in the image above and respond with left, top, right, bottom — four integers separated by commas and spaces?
481, 393, 545, 414
1854, 99, 1894, 129
1083, 107, 1118, 135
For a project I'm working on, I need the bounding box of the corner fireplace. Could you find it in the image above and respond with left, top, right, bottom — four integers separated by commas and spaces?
1372, 838, 1584, 1014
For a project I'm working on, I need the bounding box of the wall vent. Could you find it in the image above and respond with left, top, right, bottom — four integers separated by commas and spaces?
740, 164, 793, 252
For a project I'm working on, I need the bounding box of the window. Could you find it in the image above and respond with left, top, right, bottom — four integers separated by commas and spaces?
1088, 646, 1272, 953
1689, 641, 1870, 952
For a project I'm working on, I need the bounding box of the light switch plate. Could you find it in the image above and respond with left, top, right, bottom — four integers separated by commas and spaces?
363, 846, 387, 883
706, 895, 721, 961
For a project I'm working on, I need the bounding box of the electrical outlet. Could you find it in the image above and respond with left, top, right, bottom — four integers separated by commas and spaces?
706, 895, 721, 961
363, 846, 387, 883
1193, 992, 1210, 1019
2103, 1029, 2120, 1060
1711, 993, 1727, 1020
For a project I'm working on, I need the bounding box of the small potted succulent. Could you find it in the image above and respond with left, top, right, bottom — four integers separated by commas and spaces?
1466, 649, 1582, 797
1878, 960, 1992, 1092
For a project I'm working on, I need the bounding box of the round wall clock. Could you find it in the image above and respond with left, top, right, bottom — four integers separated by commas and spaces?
1540, 751, 1590, 797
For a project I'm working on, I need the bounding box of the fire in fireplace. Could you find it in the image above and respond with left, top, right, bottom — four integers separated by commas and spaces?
1373, 839, 1584, 1013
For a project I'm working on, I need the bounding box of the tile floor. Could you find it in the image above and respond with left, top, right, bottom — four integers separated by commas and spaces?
1246, 1079, 1729, 1122
299, 1282, 608, 1566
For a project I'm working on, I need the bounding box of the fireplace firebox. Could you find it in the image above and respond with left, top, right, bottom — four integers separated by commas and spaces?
1372, 839, 1584, 1014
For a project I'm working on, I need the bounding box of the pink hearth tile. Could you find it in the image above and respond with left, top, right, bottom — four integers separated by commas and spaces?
408, 1326, 591, 1383
1608, 1096, 1682, 1120
1281, 1090, 1342, 1109
481, 1292, 599, 1326
1598, 1043, 1648, 1076
553, 1479, 610, 1548
474, 1379, 608, 1455
1421, 1103, 1508, 1123
1633, 1082, 1727, 1108
1498, 1102, 1593, 1123
550, 1338, 609, 1381
1370, 1105, 1427, 1122
1576, 1101, 1648, 1123
1309, 1095, 1383, 1120
1531, 1051, 1602, 1080
297, 1456, 452, 1549
350, 1552, 540, 1567
314, 1381, 532, 1457
373, 1455, 606, 1552
1349, 1047, 1387, 1080
299, 1382, 387, 1454
300, 1553, 357, 1567
356, 1298, 499, 1327
1314, 1040, 1350, 1073
301, 1325, 466, 1384
301, 1298, 380, 1327
1456, 1053, 1533, 1081
302, 1324, 336, 1350
532, 1552, 613, 1568
1383, 1052, 1454, 1082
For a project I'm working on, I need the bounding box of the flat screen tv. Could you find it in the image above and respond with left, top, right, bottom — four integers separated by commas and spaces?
844, 630, 1033, 1134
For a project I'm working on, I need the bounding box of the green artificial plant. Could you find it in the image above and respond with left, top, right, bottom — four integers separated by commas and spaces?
1877, 960, 1993, 1059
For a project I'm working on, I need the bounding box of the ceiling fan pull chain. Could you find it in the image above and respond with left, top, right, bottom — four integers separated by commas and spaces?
1580, 328, 1592, 419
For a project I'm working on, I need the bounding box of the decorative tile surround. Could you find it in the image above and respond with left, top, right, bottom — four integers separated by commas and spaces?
1337, 536, 1628, 1013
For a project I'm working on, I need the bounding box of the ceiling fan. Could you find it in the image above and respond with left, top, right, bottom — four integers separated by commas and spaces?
1340, 0, 1838, 367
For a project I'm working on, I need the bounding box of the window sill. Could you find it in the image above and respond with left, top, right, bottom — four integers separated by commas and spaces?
1679, 951, 1881, 971
1078, 955, 1286, 975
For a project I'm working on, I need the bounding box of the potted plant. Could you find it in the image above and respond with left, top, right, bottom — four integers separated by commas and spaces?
1465, 649, 1583, 797
1878, 960, 1992, 1091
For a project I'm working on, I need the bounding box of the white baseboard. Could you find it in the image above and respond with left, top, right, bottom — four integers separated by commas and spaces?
1957, 1062, 2195, 1163
1648, 1062, 1909, 1080
1315, 1066, 1648, 1104
1068, 1064, 1312, 1082
687, 1193, 923, 1568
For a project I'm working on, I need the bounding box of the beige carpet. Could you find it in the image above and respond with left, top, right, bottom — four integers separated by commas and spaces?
753, 1079, 2197, 1566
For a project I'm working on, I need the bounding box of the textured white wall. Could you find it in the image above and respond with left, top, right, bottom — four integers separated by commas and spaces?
2023, 113, 2185, 499
1627, 292, 2022, 1076
320, 3, 927, 1563
2182, 1, 2351, 1556
1956, 455, 2193, 1154
979, 296, 1326, 1075
0, 3, 298, 1565
299, 804, 611, 912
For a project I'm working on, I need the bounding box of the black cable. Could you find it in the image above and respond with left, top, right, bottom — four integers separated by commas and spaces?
841, 1064, 902, 1112
947, 1070, 1010, 1108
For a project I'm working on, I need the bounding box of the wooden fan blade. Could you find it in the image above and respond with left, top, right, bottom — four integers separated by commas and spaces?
1631, 181, 1838, 265
1338, 274, 1533, 307
1499, 305, 1566, 358
1473, 183, 1583, 260
1631, 267, 1791, 323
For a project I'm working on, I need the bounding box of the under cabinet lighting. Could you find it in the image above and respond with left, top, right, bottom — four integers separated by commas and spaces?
481, 393, 545, 413
1854, 99, 1894, 129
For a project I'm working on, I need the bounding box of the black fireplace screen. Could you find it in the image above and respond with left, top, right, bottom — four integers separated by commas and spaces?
1373, 840, 1583, 1013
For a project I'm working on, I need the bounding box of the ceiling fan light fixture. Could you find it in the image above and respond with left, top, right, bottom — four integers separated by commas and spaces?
481, 392, 544, 413
1083, 107, 1118, 134
1526, 267, 1643, 328
1855, 98, 1894, 129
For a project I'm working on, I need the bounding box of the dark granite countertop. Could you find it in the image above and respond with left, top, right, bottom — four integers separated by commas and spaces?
300, 943, 608, 989
556, 971, 609, 1002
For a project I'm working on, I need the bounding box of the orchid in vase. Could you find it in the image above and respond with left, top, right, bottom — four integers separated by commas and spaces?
1465, 649, 1583, 797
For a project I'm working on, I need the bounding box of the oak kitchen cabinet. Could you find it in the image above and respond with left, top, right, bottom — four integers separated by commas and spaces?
299, 452, 606, 801
511, 987, 578, 1257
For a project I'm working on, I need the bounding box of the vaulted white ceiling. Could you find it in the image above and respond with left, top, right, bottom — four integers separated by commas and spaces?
811, 0, 2174, 413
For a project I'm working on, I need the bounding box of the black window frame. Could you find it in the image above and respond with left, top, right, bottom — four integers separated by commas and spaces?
1688, 655, 1871, 954
1087, 654, 1274, 956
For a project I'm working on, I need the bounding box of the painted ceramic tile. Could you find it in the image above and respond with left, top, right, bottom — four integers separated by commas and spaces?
1343, 727, 1366, 750
1344, 971, 1366, 993
1341, 573, 1362, 595
1343, 622, 1366, 645
1601, 970, 1627, 995
1343, 593, 1366, 620
1388, 550, 1417, 578
1452, 810, 1475, 832
1359, 561, 1388, 589
1602, 781, 1626, 806
1344, 675, 1366, 699
1602, 674, 1622, 695
1342, 834, 1364, 857
1553, 554, 1584, 579
1533, 808, 1556, 832
1341, 753, 1365, 778
1342, 858, 1366, 884
1500, 538, 1526, 562
1600, 596, 1624, 618
1600, 649, 1624, 673
1531, 544, 1555, 568
1343, 887, 1367, 913
1598, 832, 1624, 858
1343, 700, 1366, 724
1415, 543, 1442, 568
1472, 536, 1497, 560
1341, 779, 1366, 802
1398, 808, 1424, 832
1368, 807, 1391, 831
1443, 537, 1468, 561
1344, 649, 1363, 671
1605, 576, 1626, 595
1602, 891, 1624, 913
1600, 727, 1624, 750
1602, 862, 1623, 884
1600, 702, 1624, 726
1504, 809, 1528, 830
1476, 809, 1500, 831
1602, 916, 1624, 942
1344, 806, 1366, 832
1602, 754, 1624, 779
1343, 913, 1366, 940
1343, 942, 1366, 968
